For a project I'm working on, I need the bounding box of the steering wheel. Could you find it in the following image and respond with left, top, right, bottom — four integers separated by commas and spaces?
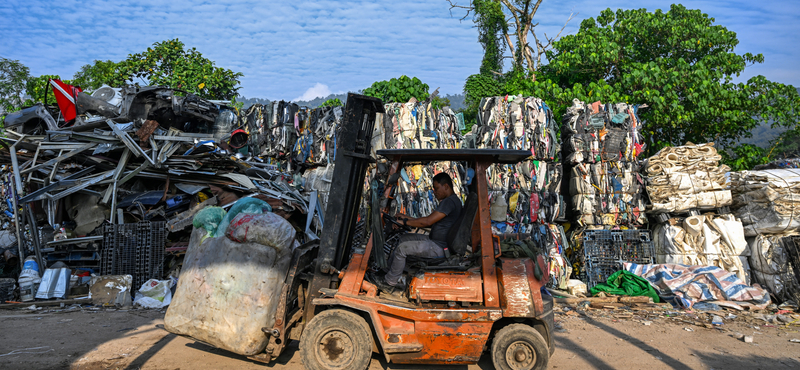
383, 213, 411, 232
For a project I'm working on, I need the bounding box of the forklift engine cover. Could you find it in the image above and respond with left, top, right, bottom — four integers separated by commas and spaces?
409, 269, 483, 302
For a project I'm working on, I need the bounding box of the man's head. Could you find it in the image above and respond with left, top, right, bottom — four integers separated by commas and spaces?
432, 172, 454, 201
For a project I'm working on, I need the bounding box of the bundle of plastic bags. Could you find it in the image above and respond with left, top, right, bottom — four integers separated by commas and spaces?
561, 99, 647, 226
731, 169, 800, 235
464, 96, 558, 160
645, 142, 731, 213
652, 214, 751, 284
166, 197, 297, 356
747, 233, 800, 303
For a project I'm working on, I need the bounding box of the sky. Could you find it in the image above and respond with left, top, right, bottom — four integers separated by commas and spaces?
1, 1, 798, 101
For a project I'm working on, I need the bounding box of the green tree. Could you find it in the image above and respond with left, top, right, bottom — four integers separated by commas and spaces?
508, 5, 800, 155
320, 98, 343, 107
72, 39, 243, 100
363, 75, 431, 104
24, 74, 72, 106
72, 59, 130, 91
0, 57, 31, 114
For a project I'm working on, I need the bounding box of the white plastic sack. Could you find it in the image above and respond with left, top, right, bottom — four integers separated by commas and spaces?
225, 212, 296, 248
134, 278, 174, 309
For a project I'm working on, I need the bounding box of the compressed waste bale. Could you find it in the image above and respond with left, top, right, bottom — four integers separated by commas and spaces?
652, 214, 750, 283
747, 233, 800, 304
561, 99, 647, 227
731, 169, 800, 235
165, 213, 297, 356
644, 142, 731, 213
465, 96, 558, 159
382, 100, 464, 150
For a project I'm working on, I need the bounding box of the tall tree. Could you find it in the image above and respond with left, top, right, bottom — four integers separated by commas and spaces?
449, 0, 575, 75
0, 57, 31, 114
533, 5, 800, 152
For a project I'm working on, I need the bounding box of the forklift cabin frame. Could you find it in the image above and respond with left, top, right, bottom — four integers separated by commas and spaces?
307, 149, 554, 364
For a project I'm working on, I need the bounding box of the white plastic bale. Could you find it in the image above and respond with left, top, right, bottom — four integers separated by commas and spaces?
747, 233, 798, 299
732, 169, 800, 235
165, 217, 297, 356
652, 214, 749, 282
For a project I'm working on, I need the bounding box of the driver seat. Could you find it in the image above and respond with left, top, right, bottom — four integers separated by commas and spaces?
406, 191, 479, 269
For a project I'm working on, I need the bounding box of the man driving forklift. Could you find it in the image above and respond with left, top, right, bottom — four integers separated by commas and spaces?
372, 172, 462, 293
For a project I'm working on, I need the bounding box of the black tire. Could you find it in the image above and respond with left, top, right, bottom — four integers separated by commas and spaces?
491, 324, 550, 370
300, 309, 373, 370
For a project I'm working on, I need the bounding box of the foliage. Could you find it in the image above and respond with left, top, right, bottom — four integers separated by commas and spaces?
537, 5, 800, 152
320, 98, 343, 107
462, 73, 506, 130
451, 0, 575, 75
721, 143, 771, 172
125, 39, 243, 100
229, 97, 244, 110
24, 74, 74, 106
72, 59, 130, 91
431, 95, 451, 110
472, 0, 507, 76
363, 75, 430, 104
0, 57, 30, 114
71, 39, 243, 100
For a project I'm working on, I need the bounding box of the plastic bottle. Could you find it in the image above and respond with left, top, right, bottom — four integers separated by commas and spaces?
18, 256, 41, 302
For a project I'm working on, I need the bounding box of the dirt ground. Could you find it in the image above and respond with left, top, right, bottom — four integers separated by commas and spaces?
0, 304, 799, 370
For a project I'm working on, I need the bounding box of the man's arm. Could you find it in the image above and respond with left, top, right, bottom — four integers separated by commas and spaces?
402, 211, 446, 228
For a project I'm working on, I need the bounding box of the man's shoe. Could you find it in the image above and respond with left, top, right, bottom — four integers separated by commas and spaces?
366, 272, 399, 294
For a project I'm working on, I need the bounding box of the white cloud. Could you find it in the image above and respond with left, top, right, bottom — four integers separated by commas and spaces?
294, 83, 333, 102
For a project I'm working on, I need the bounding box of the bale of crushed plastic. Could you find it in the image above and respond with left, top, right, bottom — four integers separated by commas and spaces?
644, 142, 732, 213
165, 212, 296, 356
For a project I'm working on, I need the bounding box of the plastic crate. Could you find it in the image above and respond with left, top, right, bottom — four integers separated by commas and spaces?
101, 221, 167, 290
582, 229, 654, 287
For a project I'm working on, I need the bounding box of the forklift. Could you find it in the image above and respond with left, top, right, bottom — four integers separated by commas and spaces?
254, 93, 555, 370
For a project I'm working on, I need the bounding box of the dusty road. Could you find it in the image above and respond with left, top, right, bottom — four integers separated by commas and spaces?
0, 305, 799, 370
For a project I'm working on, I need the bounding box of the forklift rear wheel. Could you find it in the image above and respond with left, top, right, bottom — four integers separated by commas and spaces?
300, 309, 373, 370
491, 324, 549, 370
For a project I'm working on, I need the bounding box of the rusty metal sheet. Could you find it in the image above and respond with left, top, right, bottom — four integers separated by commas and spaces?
387, 321, 491, 364
497, 258, 535, 317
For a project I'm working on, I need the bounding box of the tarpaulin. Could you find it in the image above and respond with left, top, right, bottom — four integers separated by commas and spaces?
625, 262, 770, 308
590, 270, 660, 303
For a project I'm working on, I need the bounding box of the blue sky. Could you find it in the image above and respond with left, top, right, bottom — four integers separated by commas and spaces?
1, 1, 797, 101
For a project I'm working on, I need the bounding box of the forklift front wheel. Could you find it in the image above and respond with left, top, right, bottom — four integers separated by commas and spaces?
300, 309, 373, 370
491, 324, 550, 370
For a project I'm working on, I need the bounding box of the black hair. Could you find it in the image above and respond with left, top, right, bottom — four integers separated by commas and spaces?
432, 172, 453, 190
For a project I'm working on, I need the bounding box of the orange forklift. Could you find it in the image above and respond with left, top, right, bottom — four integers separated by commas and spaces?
254, 93, 555, 370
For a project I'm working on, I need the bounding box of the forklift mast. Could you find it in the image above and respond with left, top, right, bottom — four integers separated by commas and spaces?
305, 93, 384, 320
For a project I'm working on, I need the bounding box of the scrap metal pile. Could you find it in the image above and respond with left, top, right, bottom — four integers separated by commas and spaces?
0, 81, 323, 303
